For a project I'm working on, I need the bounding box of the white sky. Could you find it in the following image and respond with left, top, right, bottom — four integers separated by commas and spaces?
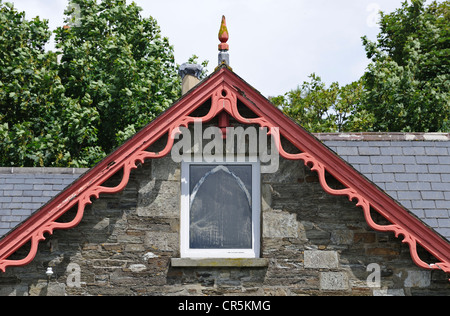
8, 0, 438, 97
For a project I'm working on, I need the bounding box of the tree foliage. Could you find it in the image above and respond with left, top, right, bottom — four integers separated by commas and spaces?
2, 0, 448, 168
271, 74, 368, 133
0, 0, 181, 167
0, 0, 72, 166
274, 0, 449, 133
56, 0, 181, 152
361, 0, 449, 132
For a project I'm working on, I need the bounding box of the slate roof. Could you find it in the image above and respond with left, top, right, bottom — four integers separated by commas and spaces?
0, 168, 88, 237
318, 133, 450, 241
0, 133, 449, 243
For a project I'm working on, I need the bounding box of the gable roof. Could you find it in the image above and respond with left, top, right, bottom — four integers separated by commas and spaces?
2, 136, 449, 242
319, 133, 450, 242
2, 135, 449, 241
0, 66, 449, 277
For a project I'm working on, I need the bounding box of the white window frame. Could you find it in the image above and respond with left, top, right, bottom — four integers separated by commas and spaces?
180, 158, 261, 259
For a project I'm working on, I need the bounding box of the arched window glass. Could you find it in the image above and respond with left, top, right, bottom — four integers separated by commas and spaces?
189, 165, 252, 249
181, 160, 260, 258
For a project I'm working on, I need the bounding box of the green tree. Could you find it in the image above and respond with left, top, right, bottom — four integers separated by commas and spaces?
361, 0, 450, 132
0, 0, 76, 167
56, 0, 181, 153
271, 74, 367, 133
0, 0, 183, 167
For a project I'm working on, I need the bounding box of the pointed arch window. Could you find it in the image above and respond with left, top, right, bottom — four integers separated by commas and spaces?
180, 159, 261, 258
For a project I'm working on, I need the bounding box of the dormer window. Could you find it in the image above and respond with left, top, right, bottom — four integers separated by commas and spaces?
180, 159, 261, 258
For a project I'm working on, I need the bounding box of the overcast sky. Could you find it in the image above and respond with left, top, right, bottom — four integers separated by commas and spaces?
8, 0, 437, 97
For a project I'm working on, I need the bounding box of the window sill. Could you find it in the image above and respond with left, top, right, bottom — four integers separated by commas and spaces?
170, 258, 269, 268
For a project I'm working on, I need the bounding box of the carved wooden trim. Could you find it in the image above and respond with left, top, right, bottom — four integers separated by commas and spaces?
1, 67, 449, 280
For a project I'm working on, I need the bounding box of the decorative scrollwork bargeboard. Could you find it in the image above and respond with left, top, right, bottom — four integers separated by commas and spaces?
0, 67, 449, 278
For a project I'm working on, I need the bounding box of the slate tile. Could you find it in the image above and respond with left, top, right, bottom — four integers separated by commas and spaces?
393, 156, 416, 164
33, 184, 53, 191
11, 209, 32, 216
418, 174, 441, 182
408, 182, 432, 191
0, 209, 11, 216
410, 209, 425, 218
8, 190, 23, 197
412, 141, 438, 147
383, 164, 405, 173
0, 184, 13, 190
425, 209, 449, 218
22, 203, 42, 210
0, 197, 13, 203
347, 156, 370, 164
385, 182, 409, 191
416, 156, 439, 164
436, 228, 450, 237
336, 147, 358, 155
32, 196, 51, 203
380, 147, 403, 155
428, 165, 450, 173
372, 173, 395, 183
395, 173, 418, 182
358, 147, 381, 155
12, 196, 33, 203
402, 147, 426, 155
412, 200, 436, 209
404, 164, 428, 173
436, 201, 450, 209
434, 141, 450, 147
358, 164, 383, 174
370, 156, 393, 164
431, 183, 450, 191
3, 203, 23, 209
4, 178, 25, 184
438, 156, 450, 164
13, 184, 33, 191
42, 190, 60, 197
438, 218, 450, 228
398, 191, 421, 200
323, 141, 346, 147
422, 218, 438, 227
399, 200, 412, 208
425, 147, 448, 156
442, 174, 450, 182
421, 191, 445, 200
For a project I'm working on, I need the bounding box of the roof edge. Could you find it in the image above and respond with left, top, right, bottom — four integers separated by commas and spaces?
315, 132, 450, 141
0, 167, 89, 175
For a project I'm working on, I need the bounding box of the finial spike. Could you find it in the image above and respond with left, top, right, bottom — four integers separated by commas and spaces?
218, 15, 229, 51
218, 16, 230, 67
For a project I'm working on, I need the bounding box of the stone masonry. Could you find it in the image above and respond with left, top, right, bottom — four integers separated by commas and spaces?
0, 137, 449, 296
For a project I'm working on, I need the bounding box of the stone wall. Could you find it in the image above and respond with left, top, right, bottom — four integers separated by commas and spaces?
0, 142, 449, 296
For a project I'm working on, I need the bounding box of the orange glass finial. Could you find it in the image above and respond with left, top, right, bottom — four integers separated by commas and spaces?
218, 15, 229, 51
